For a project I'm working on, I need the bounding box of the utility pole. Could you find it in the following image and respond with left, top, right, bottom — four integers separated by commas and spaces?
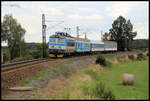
42, 14, 46, 58
76, 26, 79, 38
101, 30, 103, 41
84, 32, 87, 39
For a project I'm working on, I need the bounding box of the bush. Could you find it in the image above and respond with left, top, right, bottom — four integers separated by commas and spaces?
29, 50, 42, 59
137, 53, 146, 60
91, 81, 115, 100
10, 55, 33, 63
106, 60, 112, 67
146, 52, 149, 56
23, 55, 34, 60
128, 55, 135, 60
3, 50, 10, 63
96, 55, 107, 66
10, 57, 24, 63
102, 88, 115, 100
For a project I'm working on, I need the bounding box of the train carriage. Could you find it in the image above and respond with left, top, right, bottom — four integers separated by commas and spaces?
103, 41, 117, 52
74, 37, 91, 53
48, 32, 117, 58
90, 40, 104, 52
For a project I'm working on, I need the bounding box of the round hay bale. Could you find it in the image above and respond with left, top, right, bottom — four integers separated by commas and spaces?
122, 73, 134, 85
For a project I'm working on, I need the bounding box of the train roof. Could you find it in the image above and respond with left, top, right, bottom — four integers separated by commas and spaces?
73, 37, 90, 42
49, 32, 74, 40
90, 40, 104, 44
103, 41, 117, 45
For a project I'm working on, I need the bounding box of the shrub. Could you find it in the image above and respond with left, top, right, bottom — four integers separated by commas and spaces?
106, 60, 112, 67
10, 55, 33, 63
10, 57, 24, 63
146, 52, 149, 56
91, 81, 115, 100
23, 54, 33, 60
29, 50, 42, 59
96, 55, 107, 66
102, 88, 115, 100
91, 81, 105, 98
3, 50, 10, 63
137, 53, 146, 60
128, 55, 135, 60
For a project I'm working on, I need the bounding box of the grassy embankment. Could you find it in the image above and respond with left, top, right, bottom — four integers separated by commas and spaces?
54, 57, 149, 100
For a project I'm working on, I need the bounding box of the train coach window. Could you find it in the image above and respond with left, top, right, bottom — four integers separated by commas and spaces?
83, 43, 89, 48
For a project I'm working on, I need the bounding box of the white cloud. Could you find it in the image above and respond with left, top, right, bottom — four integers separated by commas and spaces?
26, 27, 36, 34
39, 6, 64, 16
105, 2, 131, 18
133, 22, 149, 39
86, 14, 103, 20
78, 8, 94, 12
68, 14, 102, 20
13, 14, 40, 34
68, 14, 83, 20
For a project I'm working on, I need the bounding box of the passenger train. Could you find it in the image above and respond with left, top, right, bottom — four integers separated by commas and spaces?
48, 32, 117, 58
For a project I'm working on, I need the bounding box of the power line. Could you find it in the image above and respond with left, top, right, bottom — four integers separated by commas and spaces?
2, 4, 20, 8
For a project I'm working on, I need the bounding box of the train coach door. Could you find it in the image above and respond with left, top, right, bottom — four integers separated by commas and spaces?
79, 42, 82, 50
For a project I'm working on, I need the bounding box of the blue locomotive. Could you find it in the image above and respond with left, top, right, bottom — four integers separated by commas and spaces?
48, 32, 117, 57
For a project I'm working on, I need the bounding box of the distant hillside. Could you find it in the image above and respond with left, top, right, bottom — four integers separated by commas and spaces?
26, 42, 41, 50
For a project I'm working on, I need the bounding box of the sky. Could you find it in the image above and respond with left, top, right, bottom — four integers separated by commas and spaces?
1, 1, 149, 46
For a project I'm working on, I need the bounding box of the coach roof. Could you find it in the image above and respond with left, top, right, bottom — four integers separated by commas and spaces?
103, 41, 117, 45
73, 37, 90, 42
90, 40, 104, 44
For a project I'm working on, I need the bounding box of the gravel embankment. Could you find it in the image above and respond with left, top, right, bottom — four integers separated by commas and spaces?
25, 56, 95, 89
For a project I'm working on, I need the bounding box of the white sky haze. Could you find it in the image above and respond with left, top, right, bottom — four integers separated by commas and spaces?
1, 1, 149, 46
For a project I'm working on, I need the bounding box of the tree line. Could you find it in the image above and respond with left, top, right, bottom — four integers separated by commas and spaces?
1, 14, 48, 63
1, 14, 148, 63
102, 16, 137, 51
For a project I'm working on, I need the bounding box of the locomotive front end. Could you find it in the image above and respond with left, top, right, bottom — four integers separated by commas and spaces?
49, 36, 66, 58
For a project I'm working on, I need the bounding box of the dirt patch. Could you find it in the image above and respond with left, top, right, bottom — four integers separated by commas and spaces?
34, 75, 73, 100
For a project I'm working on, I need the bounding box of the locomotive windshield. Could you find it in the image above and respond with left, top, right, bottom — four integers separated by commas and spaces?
57, 38, 64, 43
49, 38, 56, 43
49, 38, 64, 44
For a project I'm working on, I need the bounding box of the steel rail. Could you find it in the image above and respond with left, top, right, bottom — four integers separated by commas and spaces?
2, 58, 48, 68
1, 58, 52, 72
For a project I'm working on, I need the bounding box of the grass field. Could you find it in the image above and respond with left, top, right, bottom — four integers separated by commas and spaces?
55, 58, 149, 100
98, 60, 149, 99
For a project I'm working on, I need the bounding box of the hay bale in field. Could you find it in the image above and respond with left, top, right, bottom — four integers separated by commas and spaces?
122, 73, 134, 85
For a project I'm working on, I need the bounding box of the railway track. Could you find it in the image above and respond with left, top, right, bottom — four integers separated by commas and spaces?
1, 51, 140, 72
1, 58, 53, 72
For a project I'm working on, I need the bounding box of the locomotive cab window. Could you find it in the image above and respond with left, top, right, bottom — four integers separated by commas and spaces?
49, 38, 56, 43
67, 39, 74, 47
57, 38, 64, 43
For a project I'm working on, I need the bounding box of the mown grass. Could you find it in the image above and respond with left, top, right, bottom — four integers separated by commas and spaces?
53, 57, 149, 100
98, 60, 149, 100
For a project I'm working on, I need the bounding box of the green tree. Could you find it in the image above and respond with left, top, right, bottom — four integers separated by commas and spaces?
3, 50, 10, 63
1, 14, 26, 59
102, 32, 110, 41
103, 16, 137, 51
